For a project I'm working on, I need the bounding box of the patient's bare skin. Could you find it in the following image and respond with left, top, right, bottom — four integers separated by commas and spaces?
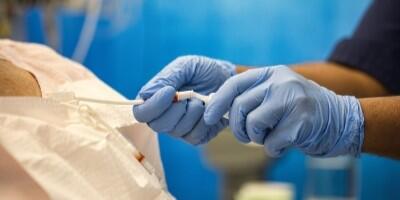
0, 59, 41, 97
0, 59, 48, 199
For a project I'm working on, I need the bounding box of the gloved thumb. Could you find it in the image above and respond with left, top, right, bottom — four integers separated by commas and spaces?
133, 86, 176, 122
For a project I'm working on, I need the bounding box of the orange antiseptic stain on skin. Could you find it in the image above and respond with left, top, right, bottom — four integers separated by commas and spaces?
173, 95, 178, 102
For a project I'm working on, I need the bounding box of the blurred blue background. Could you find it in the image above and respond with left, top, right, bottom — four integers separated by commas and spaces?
18, 0, 400, 199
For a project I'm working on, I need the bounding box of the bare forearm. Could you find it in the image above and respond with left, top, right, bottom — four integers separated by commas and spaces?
360, 97, 400, 159
292, 62, 389, 97
237, 62, 389, 97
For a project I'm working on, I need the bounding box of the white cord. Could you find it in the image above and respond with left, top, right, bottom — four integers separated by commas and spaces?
74, 91, 260, 147
75, 97, 144, 105
75, 91, 208, 106
75, 90, 229, 119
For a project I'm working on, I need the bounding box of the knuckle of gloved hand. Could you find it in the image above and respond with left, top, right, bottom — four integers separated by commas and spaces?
149, 121, 175, 133
294, 96, 318, 121
132, 107, 150, 123
178, 121, 197, 135
246, 113, 260, 132
264, 144, 279, 158
296, 95, 316, 108
231, 96, 245, 114
173, 55, 198, 67
280, 78, 304, 89
198, 133, 213, 145
170, 123, 195, 138
223, 75, 240, 90
199, 127, 220, 145
137, 86, 156, 100
231, 123, 250, 143
134, 114, 148, 123
293, 92, 314, 109
170, 128, 187, 138
184, 126, 210, 145
185, 135, 202, 145
297, 112, 313, 129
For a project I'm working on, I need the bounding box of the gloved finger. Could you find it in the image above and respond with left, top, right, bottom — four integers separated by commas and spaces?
263, 118, 298, 157
228, 85, 268, 143
170, 99, 205, 138
133, 86, 176, 122
183, 118, 228, 145
139, 56, 198, 99
199, 119, 229, 144
245, 96, 284, 145
148, 101, 187, 133
204, 68, 272, 126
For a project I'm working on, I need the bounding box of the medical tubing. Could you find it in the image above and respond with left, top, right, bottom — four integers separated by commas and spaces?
174, 91, 229, 119
75, 97, 145, 105
75, 90, 229, 119
72, 0, 103, 62
75, 91, 259, 147
174, 90, 210, 103
74, 91, 208, 106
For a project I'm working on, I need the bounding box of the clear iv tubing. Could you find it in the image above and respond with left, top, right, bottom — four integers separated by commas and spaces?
75, 90, 228, 118
75, 90, 206, 106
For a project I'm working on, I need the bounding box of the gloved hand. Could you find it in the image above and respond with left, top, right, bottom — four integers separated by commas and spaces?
133, 55, 235, 144
204, 66, 365, 157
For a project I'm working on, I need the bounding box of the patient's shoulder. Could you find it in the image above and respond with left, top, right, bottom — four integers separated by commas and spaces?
0, 59, 41, 97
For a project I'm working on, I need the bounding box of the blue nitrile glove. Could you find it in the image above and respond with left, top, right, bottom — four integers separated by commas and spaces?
133, 55, 235, 144
204, 66, 365, 157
